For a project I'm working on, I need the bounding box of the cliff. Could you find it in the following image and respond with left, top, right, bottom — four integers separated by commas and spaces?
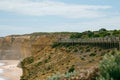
0, 32, 70, 60
0, 35, 31, 60
0, 31, 119, 80
20, 32, 116, 80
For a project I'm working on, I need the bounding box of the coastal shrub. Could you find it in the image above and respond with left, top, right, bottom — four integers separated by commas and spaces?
47, 66, 51, 71
96, 51, 120, 80
51, 42, 61, 48
81, 57, 85, 60
100, 52, 106, 56
44, 59, 48, 63
68, 65, 75, 73
70, 33, 82, 38
48, 55, 51, 59
73, 48, 78, 52
89, 59, 95, 63
93, 34, 100, 37
89, 53, 96, 56
48, 75, 60, 80
35, 61, 42, 67
22, 56, 34, 65
112, 30, 120, 36
86, 48, 91, 52
51, 42, 71, 48
27, 57, 34, 64
47, 71, 76, 80
20, 76, 27, 80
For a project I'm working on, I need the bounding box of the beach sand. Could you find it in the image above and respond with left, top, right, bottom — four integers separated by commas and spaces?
0, 60, 22, 80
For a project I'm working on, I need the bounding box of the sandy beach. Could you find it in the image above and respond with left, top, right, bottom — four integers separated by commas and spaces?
0, 60, 22, 80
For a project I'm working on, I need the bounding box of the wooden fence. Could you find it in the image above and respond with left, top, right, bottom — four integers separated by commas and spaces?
57, 37, 120, 50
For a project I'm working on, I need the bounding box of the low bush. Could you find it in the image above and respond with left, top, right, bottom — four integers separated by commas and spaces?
47, 71, 76, 80
35, 61, 42, 67
44, 59, 48, 63
51, 42, 61, 48
89, 53, 96, 56
96, 51, 120, 80
22, 56, 34, 65
68, 65, 75, 73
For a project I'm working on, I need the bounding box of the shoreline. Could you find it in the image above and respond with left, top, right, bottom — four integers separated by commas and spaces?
0, 60, 22, 80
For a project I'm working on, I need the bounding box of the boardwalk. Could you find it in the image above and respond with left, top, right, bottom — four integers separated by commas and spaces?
58, 37, 120, 50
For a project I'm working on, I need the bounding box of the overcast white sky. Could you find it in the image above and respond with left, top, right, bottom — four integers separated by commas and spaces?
0, 0, 120, 36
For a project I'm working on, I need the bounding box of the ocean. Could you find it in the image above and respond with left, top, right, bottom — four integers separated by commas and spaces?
0, 60, 22, 80
0, 63, 5, 80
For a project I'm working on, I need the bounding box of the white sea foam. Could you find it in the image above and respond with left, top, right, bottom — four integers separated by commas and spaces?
0, 69, 3, 74
0, 78, 5, 80
0, 63, 4, 66
0, 63, 5, 80
0, 63, 4, 74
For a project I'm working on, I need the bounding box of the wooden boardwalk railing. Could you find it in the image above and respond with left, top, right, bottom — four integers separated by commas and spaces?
58, 37, 120, 50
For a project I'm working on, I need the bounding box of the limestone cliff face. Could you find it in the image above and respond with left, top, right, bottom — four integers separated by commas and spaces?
0, 35, 31, 60
0, 33, 67, 60
0, 33, 69, 60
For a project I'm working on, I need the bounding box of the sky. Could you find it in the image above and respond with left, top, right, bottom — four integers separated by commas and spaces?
0, 0, 120, 36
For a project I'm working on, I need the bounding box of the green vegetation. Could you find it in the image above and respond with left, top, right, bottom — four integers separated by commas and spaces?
47, 71, 76, 80
70, 28, 120, 39
51, 42, 73, 48
30, 32, 49, 36
81, 57, 85, 60
68, 65, 75, 73
113, 30, 120, 37
70, 31, 94, 38
70, 33, 83, 38
35, 61, 42, 67
89, 53, 96, 56
96, 51, 120, 80
26, 56, 34, 64
51, 42, 61, 48
20, 76, 27, 80
86, 48, 91, 52
21, 56, 34, 67
52, 29, 120, 48
44, 59, 48, 63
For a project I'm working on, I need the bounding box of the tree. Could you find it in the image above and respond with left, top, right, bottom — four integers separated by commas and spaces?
99, 28, 107, 32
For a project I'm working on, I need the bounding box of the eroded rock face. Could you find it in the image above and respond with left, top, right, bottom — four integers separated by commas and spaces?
0, 33, 70, 60
0, 35, 31, 60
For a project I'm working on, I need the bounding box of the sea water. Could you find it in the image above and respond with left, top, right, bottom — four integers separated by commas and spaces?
0, 63, 4, 66
0, 78, 5, 80
0, 63, 5, 80
0, 69, 3, 74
